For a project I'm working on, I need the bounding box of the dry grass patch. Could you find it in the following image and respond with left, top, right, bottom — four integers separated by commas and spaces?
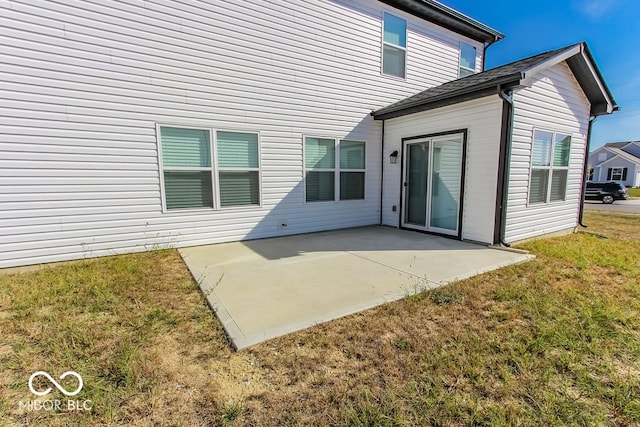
580, 211, 640, 241
1, 211, 639, 426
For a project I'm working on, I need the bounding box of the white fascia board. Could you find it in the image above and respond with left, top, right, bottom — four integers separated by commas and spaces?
520, 44, 615, 114
519, 45, 581, 87
579, 50, 616, 113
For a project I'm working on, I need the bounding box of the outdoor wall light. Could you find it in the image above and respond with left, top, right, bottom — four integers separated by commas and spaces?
389, 150, 399, 164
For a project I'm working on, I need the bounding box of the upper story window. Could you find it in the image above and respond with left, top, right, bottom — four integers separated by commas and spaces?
528, 130, 571, 204
382, 13, 407, 78
459, 42, 476, 78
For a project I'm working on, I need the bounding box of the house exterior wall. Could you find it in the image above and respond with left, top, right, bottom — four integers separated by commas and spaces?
588, 147, 616, 171
0, 0, 486, 268
381, 96, 503, 244
505, 62, 590, 243
596, 156, 640, 187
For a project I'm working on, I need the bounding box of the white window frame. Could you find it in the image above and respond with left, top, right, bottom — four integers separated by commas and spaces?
527, 129, 571, 205
339, 140, 367, 201
381, 12, 407, 79
459, 42, 477, 78
157, 124, 262, 212
611, 167, 624, 181
303, 136, 366, 203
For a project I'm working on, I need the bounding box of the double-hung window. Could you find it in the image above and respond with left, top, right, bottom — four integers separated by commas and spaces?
305, 137, 366, 202
609, 167, 626, 181
159, 126, 260, 210
382, 13, 407, 78
528, 130, 571, 204
216, 131, 260, 206
340, 141, 366, 200
459, 42, 476, 77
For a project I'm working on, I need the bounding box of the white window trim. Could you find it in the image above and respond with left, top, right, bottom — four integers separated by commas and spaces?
459, 41, 477, 78
303, 136, 367, 203
339, 140, 367, 201
610, 167, 624, 181
381, 11, 407, 79
527, 128, 572, 206
156, 124, 262, 213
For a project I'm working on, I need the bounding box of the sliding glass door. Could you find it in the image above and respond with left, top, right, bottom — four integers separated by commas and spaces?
402, 133, 464, 236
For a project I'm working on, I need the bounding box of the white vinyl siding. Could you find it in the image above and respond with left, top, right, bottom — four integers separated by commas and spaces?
0, 0, 486, 268
505, 62, 589, 243
382, 96, 503, 244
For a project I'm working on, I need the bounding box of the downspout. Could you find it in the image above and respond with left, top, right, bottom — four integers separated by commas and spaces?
494, 87, 514, 247
379, 119, 385, 225
482, 36, 500, 72
578, 116, 597, 227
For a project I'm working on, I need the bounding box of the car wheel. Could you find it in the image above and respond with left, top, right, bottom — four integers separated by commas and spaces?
602, 195, 614, 204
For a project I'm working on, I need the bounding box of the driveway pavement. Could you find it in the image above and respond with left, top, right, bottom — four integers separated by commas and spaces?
584, 199, 640, 214
180, 226, 533, 349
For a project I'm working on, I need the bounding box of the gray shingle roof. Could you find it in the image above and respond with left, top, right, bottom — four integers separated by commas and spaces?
373, 45, 577, 120
606, 146, 640, 163
605, 142, 631, 149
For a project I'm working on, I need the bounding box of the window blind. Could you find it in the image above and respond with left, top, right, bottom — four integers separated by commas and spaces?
219, 171, 259, 206
217, 131, 259, 168
161, 127, 211, 167
163, 171, 213, 209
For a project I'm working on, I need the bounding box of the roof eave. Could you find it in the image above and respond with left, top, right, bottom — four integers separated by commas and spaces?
372, 73, 522, 120
566, 44, 618, 116
379, 0, 504, 44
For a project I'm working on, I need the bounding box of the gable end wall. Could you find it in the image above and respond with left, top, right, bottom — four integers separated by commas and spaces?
505, 61, 590, 242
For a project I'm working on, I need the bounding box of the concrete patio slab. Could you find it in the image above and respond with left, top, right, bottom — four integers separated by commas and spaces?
179, 226, 534, 349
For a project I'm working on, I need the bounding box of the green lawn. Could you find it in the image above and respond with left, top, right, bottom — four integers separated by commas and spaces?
1, 211, 639, 426
627, 187, 640, 198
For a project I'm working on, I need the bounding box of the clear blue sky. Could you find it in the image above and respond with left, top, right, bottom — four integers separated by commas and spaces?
440, 0, 640, 150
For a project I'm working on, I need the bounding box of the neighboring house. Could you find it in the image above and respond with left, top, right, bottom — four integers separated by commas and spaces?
0, 0, 617, 268
588, 142, 640, 187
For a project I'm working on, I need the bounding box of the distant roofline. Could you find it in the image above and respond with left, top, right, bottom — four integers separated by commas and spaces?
604, 147, 640, 163
604, 141, 639, 148
380, 0, 504, 44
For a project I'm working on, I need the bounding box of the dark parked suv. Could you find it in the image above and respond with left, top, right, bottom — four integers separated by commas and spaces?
585, 181, 628, 204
